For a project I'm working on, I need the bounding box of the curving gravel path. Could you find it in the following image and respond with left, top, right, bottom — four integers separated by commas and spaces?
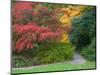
70, 52, 86, 64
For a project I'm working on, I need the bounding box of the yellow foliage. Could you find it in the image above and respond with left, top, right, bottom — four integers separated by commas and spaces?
70, 9, 81, 17
60, 5, 87, 19
60, 8, 71, 15
61, 33, 69, 43
59, 5, 87, 43
59, 14, 71, 24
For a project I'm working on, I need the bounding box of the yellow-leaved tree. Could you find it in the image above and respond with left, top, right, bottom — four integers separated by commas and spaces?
59, 5, 87, 43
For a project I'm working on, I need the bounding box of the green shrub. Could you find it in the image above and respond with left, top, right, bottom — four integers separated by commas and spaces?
12, 55, 33, 68
81, 38, 96, 61
35, 42, 74, 64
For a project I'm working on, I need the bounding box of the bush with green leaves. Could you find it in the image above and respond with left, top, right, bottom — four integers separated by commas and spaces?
81, 37, 96, 61
35, 42, 74, 64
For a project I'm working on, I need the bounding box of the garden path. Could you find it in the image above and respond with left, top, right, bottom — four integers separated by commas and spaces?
70, 52, 86, 64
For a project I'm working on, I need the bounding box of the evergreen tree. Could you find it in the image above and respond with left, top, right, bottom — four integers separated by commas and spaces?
70, 6, 96, 51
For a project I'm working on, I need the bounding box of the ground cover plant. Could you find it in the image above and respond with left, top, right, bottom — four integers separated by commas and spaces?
12, 1, 96, 74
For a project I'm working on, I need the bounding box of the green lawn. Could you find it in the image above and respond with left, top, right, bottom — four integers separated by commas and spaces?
12, 61, 96, 74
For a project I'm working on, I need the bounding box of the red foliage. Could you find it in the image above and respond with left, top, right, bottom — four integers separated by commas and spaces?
13, 23, 38, 35
12, 2, 39, 24
15, 37, 35, 53
13, 23, 60, 52
13, 2, 33, 19
38, 32, 59, 41
13, 23, 52, 34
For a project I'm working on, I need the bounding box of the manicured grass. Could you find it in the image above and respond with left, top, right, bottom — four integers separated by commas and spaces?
12, 61, 96, 74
